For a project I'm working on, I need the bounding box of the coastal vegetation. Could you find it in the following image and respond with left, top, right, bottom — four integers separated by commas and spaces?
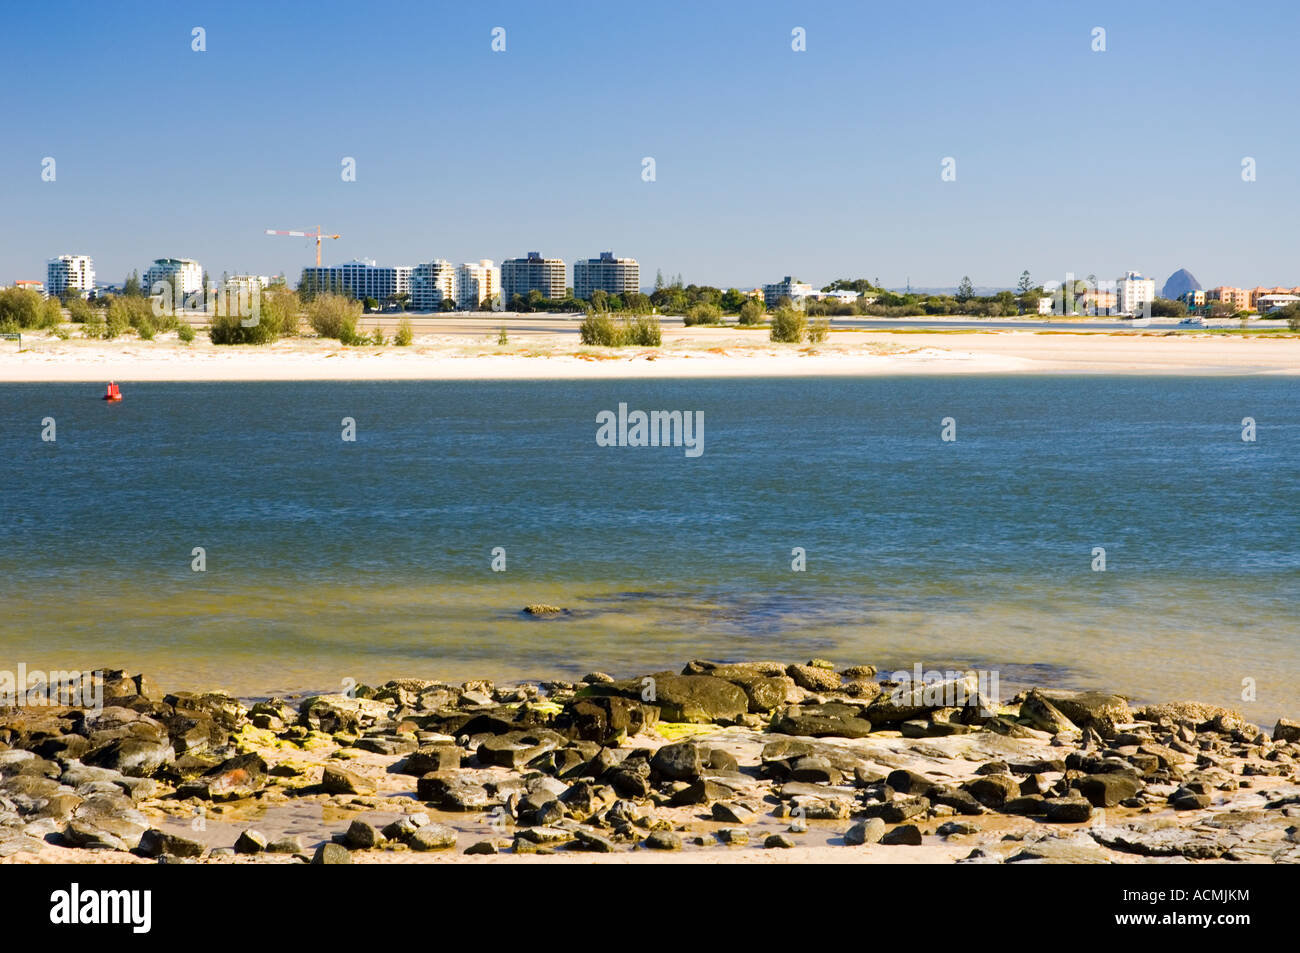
395, 317, 413, 346
769, 305, 807, 343
579, 311, 662, 346
307, 293, 361, 343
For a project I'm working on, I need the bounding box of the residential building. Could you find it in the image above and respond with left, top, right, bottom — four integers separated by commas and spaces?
1115, 271, 1156, 315
143, 258, 203, 301
1037, 295, 1055, 315
410, 259, 456, 311
574, 251, 640, 301
454, 259, 501, 310
1179, 290, 1206, 310
46, 255, 95, 299
1256, 293, 1300, 314
1206, 286, 1251, 311
501, 252, 566, 302
13, 280, 45, 296
762, 276, 814, 309
300, 259, 413, 305
1080, 289, 1118, 314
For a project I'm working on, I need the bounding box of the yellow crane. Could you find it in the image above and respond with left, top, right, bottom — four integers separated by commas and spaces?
264, 226, 341, 267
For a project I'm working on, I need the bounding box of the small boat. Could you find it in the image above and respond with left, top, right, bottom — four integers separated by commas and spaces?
103, 382, 122, 402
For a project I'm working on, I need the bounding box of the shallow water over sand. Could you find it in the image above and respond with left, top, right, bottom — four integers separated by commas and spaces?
1, 376, 1296, 721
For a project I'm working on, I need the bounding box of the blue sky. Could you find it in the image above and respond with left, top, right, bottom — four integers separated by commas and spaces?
2, 0, 1297, 292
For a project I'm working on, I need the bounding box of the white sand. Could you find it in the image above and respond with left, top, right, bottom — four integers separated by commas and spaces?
2, 325, 1297, 382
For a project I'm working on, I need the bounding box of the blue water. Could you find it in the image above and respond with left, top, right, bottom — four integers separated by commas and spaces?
1, 377, 1296, 721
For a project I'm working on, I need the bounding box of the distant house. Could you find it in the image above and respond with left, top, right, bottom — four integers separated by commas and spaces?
1256, 293, 1300, 314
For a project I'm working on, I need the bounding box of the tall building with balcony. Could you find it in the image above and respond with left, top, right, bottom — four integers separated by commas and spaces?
501, 252, 566, 302
1115, 271, 1156, 315
762, 276, 814, 309
1206, 286, 1251, 311
454, 260, 501, 310
46, 255, 95, 299
300, 260, 413, 304
573, 252, 639, 301
410, 259, 456, 310
143, 258, 203, 300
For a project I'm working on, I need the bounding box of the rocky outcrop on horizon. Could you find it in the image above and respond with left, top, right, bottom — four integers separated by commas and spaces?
1162, 268, 1202, 300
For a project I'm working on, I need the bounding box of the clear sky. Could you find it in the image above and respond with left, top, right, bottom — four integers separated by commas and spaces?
2, 0, 1297, 292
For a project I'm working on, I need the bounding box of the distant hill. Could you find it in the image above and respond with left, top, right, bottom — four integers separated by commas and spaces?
1162, 268, 1201, 300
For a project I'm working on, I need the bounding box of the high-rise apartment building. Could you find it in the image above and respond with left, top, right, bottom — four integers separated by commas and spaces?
573, 252, 639, 300
762, 276, 814, 308
143, 258, 203, 299
454, 260, 501, 310
1115, 271, 1156, 315
501, 252, 566, 302
46, 255, 95, 299
410, 259, 456, 310
300, 260, 412, 304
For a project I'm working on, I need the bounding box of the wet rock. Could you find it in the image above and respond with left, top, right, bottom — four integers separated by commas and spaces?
177, 753, 267, 801
321, 765, 377, 796
571, 827, 617, 852
63, 796, 149, 851
84, 738, 175, 778
398, 744, 461, 776
1020, 691, 1078, 734
1077, 773, 1143, 807
137, 828, 205, 859
1170, 787, 1212, 810
845, 818, 886, 845
787, 664, 841, 693
417, 774, 493, 811
865, 674, 979, 725
711, 801, 758, 825
862, 797, 929, 823
1043, 795, 1094, 823
409, 824, 458, 851
668, 779, 736, 807
937, 820, 981, 836
717, 827, 749, 846
312, 842, 351, 864
344, 819, 383, 849
464, 840, 498, 855
765, 833, 796, 849
556, 697, 659, 745
234, 829, 267, 854
644, 830, 682, 850
1274, 719, 1300, 744
650, 741, 703, 782
771, 703, 873, 739
266, 835, 304, 854
1035, 690, 1131, 739
478, 729, 564, 769
880, 824, 923, 846
963, 774, 1020, 809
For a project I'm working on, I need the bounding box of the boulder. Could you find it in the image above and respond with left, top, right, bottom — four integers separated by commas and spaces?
1020, 691, 1078, 734
177, 753, 267, 801
312, 843, 351, 864
650, 741, 704, 782
555, 697, 659, 744
409, 824, 458, 851
844, 818, 886, 845
770, 703, 873, 739
137, 829, 205, 859
786, 664, 841, 693
1076, 773, 1143, 808
1035, 690, 1131, 739
880, 824, 923, 846
321, 765, 377, 796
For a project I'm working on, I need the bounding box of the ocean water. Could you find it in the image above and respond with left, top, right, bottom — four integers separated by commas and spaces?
1, 376, 1297, 723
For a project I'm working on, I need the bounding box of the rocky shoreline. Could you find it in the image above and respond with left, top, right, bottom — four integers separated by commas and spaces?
2, 659, 1299, 864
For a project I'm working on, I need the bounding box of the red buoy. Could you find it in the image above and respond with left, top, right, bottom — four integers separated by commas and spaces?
103, 381, 122, 402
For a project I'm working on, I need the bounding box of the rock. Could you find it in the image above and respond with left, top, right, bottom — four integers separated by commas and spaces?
790, 755, 841, 784
523, 604, 564, 615
478, 729, 564, 769
771, 703, 873, 739
786, 664, 841, 693
137, 829, 205, 859
668, 779, 737, 806
556, 697, 660, 744
711, 801, 757, 825
344, 819, 383, 849
312, 842, 351, 865
409, 824, 458, 851
1035, 690, 1131, 739
880, 824, 923, 846
644, 830, 682, 850
650, 741, 704, 782
1274, 719, 1300, 743
266, 836, 304, 854
83, 737, 176, 778
321, 765, 377, 796
886, 769, 940, 797
862, 797, 929, 823
717, 827, 749, 846
398, 744, 461, 776
464, 840, 498, 855
1077, 773, 1143, 807
1044, 796, 1094, 823
1171, 788, 1212, 810
64, 798, 149, 852
937, 820, 981, 836
417, 774, 493, 811
865, 674, 979, 725
845, 818, 886, 845
571, 827, 617, 853
724, 675, 794, 713
963, 774, 1020, 809
1020, 691, 1078, 734
234, 829, 268, 854
177, 753, 267, 801
764, 833, 796, 849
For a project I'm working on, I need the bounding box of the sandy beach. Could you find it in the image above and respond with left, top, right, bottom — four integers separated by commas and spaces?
2, 320, 1298, 382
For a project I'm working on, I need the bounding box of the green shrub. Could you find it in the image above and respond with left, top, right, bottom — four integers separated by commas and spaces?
105, 301, 131, 339
683, 303, 722, 326
395, 317, 413, 346
580, 311, 619, 345
83, 312, 106, 338
0, 288, 43, 328
738, 299, 765, 325
497, 326, 508, 345
177, 322, 196, 343
136, 316, 155, 340
66, 297, 93, 323
37, 297, 63, 330
769, 306, 807, 343
307, 293, 361, 341
808, 316, 830, 343
624, 315, 661, 346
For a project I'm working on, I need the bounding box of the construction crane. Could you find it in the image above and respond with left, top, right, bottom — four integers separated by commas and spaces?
264, 226, 341, 267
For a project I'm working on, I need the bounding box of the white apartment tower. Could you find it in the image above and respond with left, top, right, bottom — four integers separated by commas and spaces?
1116, 271, 1156, 315
46, 255, 95, 299
143, 258, 204, 300
573, 251, 639, 300
410, 260, 456, 310
300, 260, 413, 304
454, 259, 501, 310
501, 252, 566, 302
